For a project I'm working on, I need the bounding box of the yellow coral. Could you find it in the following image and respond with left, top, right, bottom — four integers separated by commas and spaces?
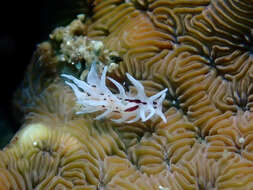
2, 0, 253, 189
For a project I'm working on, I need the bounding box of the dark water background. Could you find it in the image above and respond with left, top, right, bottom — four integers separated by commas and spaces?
0, 0, 89, 148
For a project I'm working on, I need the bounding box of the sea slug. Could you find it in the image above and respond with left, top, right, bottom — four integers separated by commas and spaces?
62, 63, 167, 123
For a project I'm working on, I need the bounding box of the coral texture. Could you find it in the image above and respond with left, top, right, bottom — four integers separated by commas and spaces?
1, 0, 253, 189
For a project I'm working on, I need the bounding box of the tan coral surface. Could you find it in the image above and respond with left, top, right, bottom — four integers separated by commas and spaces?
1, 0, 253, 189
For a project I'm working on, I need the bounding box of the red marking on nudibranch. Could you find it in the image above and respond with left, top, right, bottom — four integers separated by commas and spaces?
125, 99, 141, 104
125, 99, 147, 105
124, 105, 139, 112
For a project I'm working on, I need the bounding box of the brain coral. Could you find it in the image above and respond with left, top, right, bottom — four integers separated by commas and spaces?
1, 0, 253, 189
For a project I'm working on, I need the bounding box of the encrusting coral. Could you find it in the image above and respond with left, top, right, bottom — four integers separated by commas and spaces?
1, 0, 253, 189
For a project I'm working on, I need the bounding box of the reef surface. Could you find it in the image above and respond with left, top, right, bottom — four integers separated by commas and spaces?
1, 0, 253, 189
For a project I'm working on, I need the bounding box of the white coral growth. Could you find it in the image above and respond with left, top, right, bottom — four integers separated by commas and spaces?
62, 63, 168, 123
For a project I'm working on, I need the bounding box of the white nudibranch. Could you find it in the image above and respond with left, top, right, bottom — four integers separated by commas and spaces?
61, 63, 168, 123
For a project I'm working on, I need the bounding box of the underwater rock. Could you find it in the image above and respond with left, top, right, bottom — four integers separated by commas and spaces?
1, 0, 253, 189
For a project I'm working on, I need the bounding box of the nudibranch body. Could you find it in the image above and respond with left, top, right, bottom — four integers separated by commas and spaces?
62, 63, 167, 123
